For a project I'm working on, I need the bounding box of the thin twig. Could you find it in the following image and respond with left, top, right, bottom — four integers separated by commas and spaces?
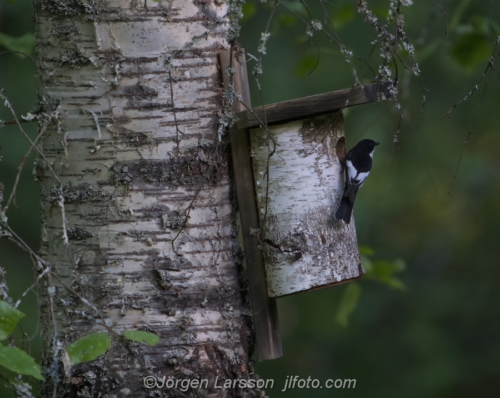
429, 0, 448, 36
299, 0, 323, 75
5, 121, 48, 209
0, 118, 35, 126
0, 93, 61, 185
448, 124, 476, 196
171, 186, 202, 255
168, 70, 184, 154
0, 50, 40, 74
280, 2, 361, 84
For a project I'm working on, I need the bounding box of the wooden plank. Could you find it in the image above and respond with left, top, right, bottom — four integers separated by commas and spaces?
238, 82, 390, 129
219, 50, 283, 361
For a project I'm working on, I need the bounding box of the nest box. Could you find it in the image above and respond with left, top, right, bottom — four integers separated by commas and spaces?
220, 50, 388, 361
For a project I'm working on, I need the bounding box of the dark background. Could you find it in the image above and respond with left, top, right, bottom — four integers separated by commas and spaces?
1, 1, 500, 397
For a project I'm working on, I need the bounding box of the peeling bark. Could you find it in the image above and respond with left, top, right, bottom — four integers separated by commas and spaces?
35, 1, 254, 397
250, 113, 363, 297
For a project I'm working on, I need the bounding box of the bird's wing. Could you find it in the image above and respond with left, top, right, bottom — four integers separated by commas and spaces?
346, 160, 370, 186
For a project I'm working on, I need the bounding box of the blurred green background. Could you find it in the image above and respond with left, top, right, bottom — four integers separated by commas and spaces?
1, 0, 500, 397
0, 0, 41, 396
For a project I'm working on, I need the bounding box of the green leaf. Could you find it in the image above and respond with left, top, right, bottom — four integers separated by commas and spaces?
368, 259, 406, 290
359, 246, 375, 256
470, 16, 490, 34
0, 33, 35, 55
241, 2, 256, 22
0, 346, 44, 380
382, 276, 405, 290
449, 0, 471, 31
295, 54, 318, 78
277, 14, 297, 29
335, 283, 362, 327
331, 3, 354, 30
280, 0, 306, 14
489, 18, 500, 35
123, 330, 160, 346
0, 300, 25, 341
360, 254, 373, 273
67, 332, 110, 366
449, 32, 492, 71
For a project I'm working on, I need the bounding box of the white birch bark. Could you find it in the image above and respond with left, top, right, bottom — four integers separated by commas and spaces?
35, 1, 253, 397
250, 113, 364, 297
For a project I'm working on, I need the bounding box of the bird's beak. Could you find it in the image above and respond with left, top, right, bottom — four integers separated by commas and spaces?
375, 142, 380, 146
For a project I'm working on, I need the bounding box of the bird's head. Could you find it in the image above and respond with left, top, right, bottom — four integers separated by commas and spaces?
355, 139, 380, 155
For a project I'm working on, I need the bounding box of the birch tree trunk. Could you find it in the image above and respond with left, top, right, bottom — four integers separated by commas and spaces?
35, 1, 253, 397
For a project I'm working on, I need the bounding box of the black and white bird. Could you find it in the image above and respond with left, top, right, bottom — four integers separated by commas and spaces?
335, 139, 379, 224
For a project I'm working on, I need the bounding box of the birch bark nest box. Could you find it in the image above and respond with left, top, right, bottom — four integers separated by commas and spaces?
250, 113, 363, 297
221, 49, 389, 359
233, 75, 389, 300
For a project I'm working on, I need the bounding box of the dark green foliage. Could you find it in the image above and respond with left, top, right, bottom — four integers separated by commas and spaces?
0, 347, 44, 381
0, 301, 44, 381
0, 33, 35, 54
449, 32, 492, 71
0, 300, 24, 341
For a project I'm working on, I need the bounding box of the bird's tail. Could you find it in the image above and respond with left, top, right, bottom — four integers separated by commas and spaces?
335, 195, 354, 224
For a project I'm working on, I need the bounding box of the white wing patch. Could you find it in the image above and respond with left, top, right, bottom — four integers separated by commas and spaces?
354, 171, 369, 185
346, 160, 357, 183
346, 159, 370, 185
